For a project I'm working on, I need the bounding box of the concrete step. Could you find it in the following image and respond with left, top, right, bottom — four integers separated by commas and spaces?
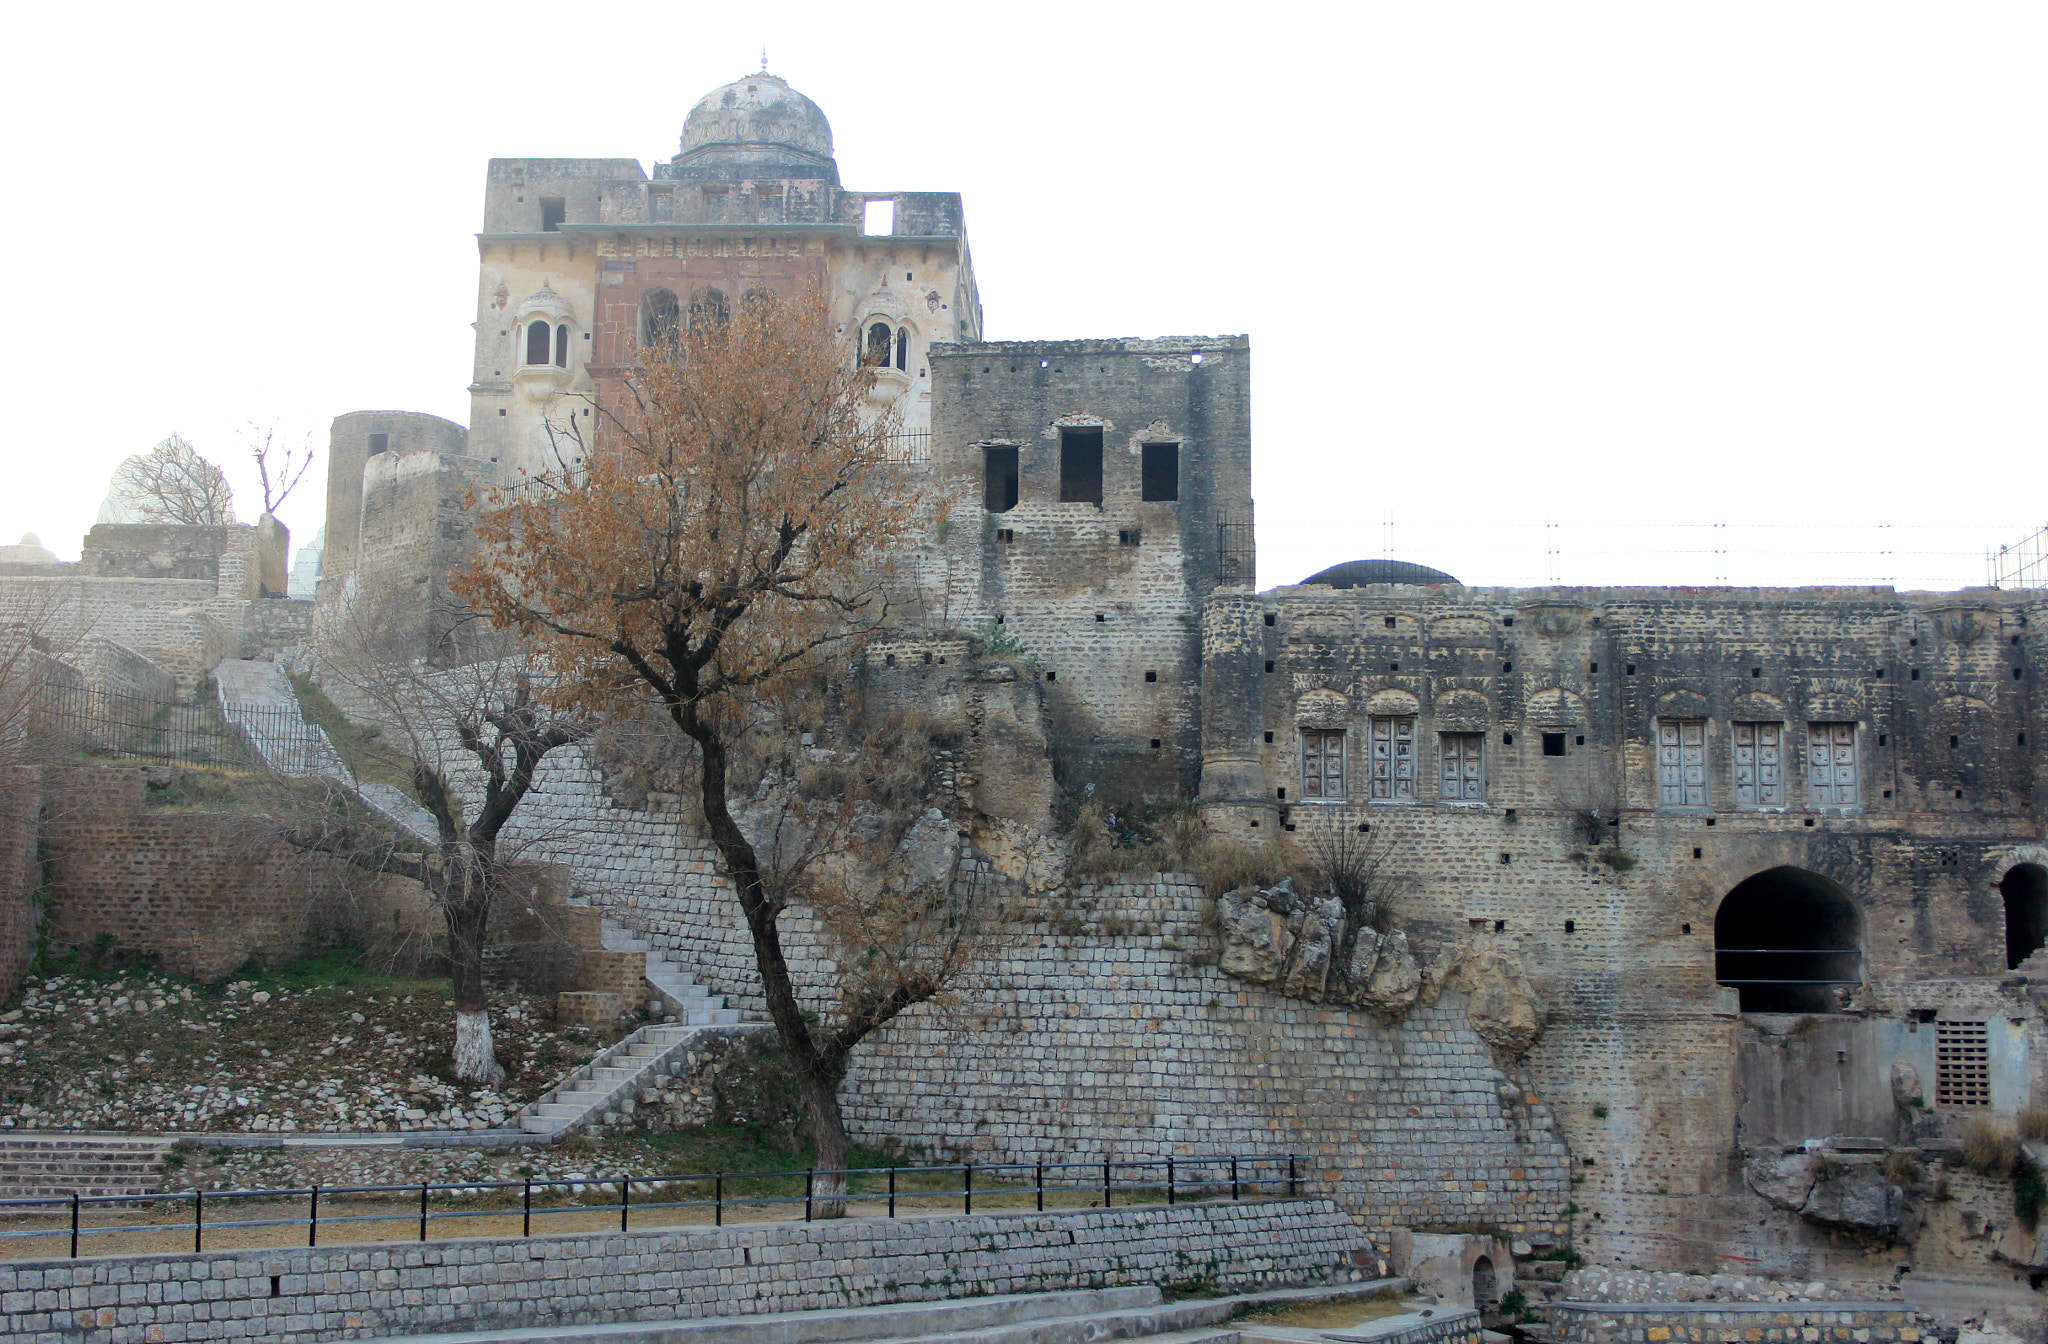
358, 1287, 1189, 1344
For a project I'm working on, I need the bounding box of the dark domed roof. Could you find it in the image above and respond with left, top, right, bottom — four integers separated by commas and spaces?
677, 72, 836, 178
1301, 559, 1461, 588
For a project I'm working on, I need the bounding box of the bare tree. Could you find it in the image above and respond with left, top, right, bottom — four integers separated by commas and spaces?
104, 435, 235, 526
246, 422, 316, 518
458, 283, 1007, 1205
283, 599, 590, 1083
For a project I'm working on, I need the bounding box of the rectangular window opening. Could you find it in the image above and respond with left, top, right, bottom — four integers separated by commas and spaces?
1058, 428, 1104, 504
996, 528, 1014, 544
1301, 729, 1346, 800
1935, 1021, 1991, 1107
983, 447, 1019, 512
1807, 721, 1860, 808
1439, 732, 1484, 802
540, 197, 566, 232
1368, 716, 1417, 801
1732, 720, 1784, 808
1140, 442, 1180, 502
367, 432, 389, 456
1656, 719, 1708, 808
1542, 732, 1566, 757
862, 198, 896, 235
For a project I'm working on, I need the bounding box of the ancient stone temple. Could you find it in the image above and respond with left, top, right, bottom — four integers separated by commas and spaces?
13, 68, 2042, 1326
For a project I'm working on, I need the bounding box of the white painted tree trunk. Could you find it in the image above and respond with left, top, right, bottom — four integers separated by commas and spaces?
452, 1009, 506, 1085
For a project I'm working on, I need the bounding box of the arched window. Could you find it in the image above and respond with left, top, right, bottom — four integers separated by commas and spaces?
1714, 866, 1863, 1013
689, 286, 729, 329
1471, 1256, 1498, 1313
742, 286, 778, 315
895, 327, 909, 371
641, 288, 681, 351
2000, 863, 2048, 969
525, 319, 551, 366
554, 323, 568, 369
866, 321, 892, 367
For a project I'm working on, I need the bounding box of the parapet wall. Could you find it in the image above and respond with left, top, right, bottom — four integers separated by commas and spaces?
0, 1198, 1365, 1344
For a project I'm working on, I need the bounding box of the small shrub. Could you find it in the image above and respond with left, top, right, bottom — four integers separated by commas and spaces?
1811, 1153, 1849, 1182
1882, 1150, 1923, 1187
1592, 1104, 1609, 1119
1597, 846, 1636, 872
2019, 1105, 2048, 1144
1962, 1118, 2021, 1179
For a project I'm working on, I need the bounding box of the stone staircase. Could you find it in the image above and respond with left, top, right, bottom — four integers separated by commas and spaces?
211, 659, 353, 782
515, 1016, 758, 1139
601, 922, 727, 1021
0, 1135, 173, 1199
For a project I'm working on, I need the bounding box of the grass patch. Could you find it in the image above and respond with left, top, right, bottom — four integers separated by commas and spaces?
1963, 1119, 2021, 1179
289, 673, 415, 791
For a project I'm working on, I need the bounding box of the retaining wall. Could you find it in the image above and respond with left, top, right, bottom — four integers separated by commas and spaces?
0, 1197, 1365, 1344
1546, 1301, 1928, 1343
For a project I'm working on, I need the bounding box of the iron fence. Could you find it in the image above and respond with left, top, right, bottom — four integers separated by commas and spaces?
0, 1154, 1306, 1260
36, 685, 334, 775
1990, 524, 2048, 589
881, 431, 931, 464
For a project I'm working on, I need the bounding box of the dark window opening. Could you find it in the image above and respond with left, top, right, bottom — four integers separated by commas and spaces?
1095, 613, 1105, 622
1911, 669, 1921, 680
1714, 866, 1863, 1013
1752, 668, 1762, 678
1682, 922, 1692, 934
1493, 920, 1507, 933
2001, 863, 2048, 969
555, 323, 568, 369
1150, 739, 1161, 749
996, 528, 1014, 543
1626, 664, 1636, 674
1384, 616, 1397, 629
1045, 671, 1055, 682
1693, 848, 1702, 859
983, 447, 1019, 512
525, 319, 551, 365
1264, 612, 1276, 626
1590, 662, 1599, 674
1576, 734, 1585, 745
641, 288, 681, 351
1263, 731, 1274, 743
1141, 443, 1180, 501
1058, 427, 1103, 504
1950, 735, 1960, 748
1118, 529, 1141, 546
540, 197, 566, 232
1542, 732, 1566, 756
1264, 660, 1275, 673
896, 327, 909, 371
1503, 661, 1514, 673
2021, 732, 2029, 746
1564, 920, 1575, 933
367, 433, 389, 456
1503, 732, 1514, 746
1500, 852, 1513, 865
1144, 670, 1157, 683
1875, 669, 1886, 679
689, 286, 729, 329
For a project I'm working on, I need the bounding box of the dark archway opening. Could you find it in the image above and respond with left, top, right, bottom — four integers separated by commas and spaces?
1714, 866, 1862, 1013
641, 288, 680, 351
1472, 1255, 1498, 1311
2002, 863, 2048, 969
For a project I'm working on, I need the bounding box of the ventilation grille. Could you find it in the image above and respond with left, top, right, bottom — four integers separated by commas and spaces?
1935, 1021, 1991, 1107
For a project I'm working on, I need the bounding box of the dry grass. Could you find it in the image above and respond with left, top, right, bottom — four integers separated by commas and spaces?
2018, 1105, 2048, 1144
1239, 1290, 1410, 1328
1962, 1118, 2021, 1179
1067, 802, 1300, 895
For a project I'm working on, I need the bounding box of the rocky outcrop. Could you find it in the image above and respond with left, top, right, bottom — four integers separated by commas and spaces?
1214, 880, 1420, 1017
1437, 936, 1544, 1056
1744, 1150, 1922, 1244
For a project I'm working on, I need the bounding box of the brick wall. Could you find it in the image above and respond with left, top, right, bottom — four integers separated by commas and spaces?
37, 769, 363, 981
0, 1197, 1365, 1344
0, 767, 41, 1002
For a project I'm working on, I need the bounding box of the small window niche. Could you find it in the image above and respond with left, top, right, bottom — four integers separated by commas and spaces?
554, 323, 568, 369
539, 197, 566, 232
1542, 732, 1567, 757
863, 198, 896, 235
983, 447, 1020, 513
1058, 427, 1104, 504
367, 432, 389, 456
1141, 442, 1180, 502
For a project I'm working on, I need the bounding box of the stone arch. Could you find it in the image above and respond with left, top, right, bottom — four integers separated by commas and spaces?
1656, 689, 1711, 719
689, 286, 730, 329
2001, 863, 2048, 970
524, 318, 551, 366
1527, 687, 1586, 727
1364, 688, 1420, 717
1714, 866, 1863, 1013
1472, 1255, 1498, 1311
1294, 688, 1350, 729
640, 288, 681, 351
1435, 689, 1491, 733
1731, 691, 1788, 722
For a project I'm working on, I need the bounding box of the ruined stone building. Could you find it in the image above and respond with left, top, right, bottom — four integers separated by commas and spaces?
10, 69, 2045, 1317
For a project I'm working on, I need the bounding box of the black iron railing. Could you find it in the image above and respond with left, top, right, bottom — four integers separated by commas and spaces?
0, 1154, 1305, 1260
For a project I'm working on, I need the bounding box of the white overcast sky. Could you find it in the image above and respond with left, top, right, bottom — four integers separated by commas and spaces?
3, 2, 2043, 592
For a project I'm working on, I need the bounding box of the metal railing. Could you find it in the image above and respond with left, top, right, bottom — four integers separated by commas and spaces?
35, 686, 333, 774
880, 431, 931, 464
0, 1154, 1305, 1260
1990, 524, 2048, 589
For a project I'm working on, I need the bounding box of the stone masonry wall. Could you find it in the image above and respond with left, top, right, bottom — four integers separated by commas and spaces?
0, 767, 41, 1003
37, 769, 361, 980
0, 1198, 1365, 1344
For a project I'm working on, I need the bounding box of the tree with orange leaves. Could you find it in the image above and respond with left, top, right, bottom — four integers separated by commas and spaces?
458, 284, 993, 1202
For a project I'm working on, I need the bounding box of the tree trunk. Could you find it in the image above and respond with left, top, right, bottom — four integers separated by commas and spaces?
797, 1062, 852, 1217
444, 883, 504, 1086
